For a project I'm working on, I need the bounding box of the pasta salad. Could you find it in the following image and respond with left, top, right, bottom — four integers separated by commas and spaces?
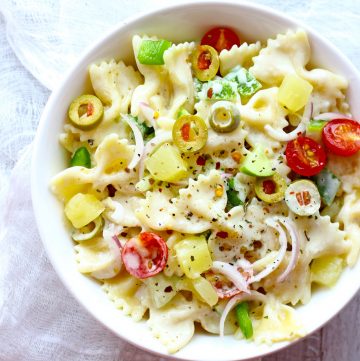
51, 27, 360, 353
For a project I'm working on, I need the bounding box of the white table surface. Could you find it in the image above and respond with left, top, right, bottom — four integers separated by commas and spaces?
0, 1, 359, 360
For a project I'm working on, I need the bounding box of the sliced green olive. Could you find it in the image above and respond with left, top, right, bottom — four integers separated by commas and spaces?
191, 45, 219, 81
172, 115, 208, 152
68, 94, 103, 130
70, 146, 91, 168
210, 101, 240, 133
72, 216, 103, 242
255, 173, 287, 203
285, 179, 321, 216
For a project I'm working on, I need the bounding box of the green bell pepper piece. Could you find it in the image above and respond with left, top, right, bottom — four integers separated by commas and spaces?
224, 66, 262, 97
307, 119, 327, 133
138, 39, 172, 65
226, 178, 243, 209
132, 116, 155, 141
70, 147, 91, 168
313, 168, 341, 206
235, 302, 253, 339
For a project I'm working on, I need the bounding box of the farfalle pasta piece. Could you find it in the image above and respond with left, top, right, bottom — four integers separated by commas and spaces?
264, 255, 312, 306
61, 120, 128, 148
219, 41, 262, 76
163, 42, 195, 118
298, 214, 349, 260
102, 195, 143, 227
328, 153, 360, 192
93, 133, 134, 172
50, 166, 94, 202
59, 131, 92, 154
210, 199, 288, 261
264, 213, 348, 305
102, 271, 147, 321
148, 294, 201, 353
176, 170, 227, 221
135, 188, 210, 233
249, 29, 310, 86
203, 121, 248, 154
62, 59, 142, 147
51, 134, 137, 201
240, 87, 289, 129
338, 192, 360, 266
91, 133, 137, 191
131, 35, 171, 116
136, 171, 229, 233
89, 59, 142, 122
251, 296, 304, 343
198, 300, 237, 335
245, 127, 283, 157
74, 236, 122, 279
301, 68, 348, 115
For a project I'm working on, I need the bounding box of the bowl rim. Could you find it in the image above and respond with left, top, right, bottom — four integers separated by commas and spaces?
31, 1, 360, 360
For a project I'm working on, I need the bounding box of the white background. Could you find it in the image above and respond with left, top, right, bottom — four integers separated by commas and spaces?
0, 1, 359, 360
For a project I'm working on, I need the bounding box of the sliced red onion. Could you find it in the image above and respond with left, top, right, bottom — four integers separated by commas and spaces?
275, 217, 300, 283
235, 258, 252, 270
248, 218, 287, 284
219, 291, 266, 337
123, 115, 145, 169
91, 230, 123, 279
211, 261, 250, 294
235, 259, 254, 280
112, 235, 122, 249
313, 112, 353, 121
138, 132, 172, 179
221, 173, 233, 180
264, 100, 313, 142
103, 220, 123, 244
139, 102, 157, 128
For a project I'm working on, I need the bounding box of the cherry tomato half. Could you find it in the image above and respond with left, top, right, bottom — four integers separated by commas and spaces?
201, 27, 240, 53
285, 136, 326, 177
122, 232, 168, 279
322, 118, 360, 156
204, 270, 241, 299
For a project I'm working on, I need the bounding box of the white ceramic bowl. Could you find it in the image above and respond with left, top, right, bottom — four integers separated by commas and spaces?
32, 1, 360, 360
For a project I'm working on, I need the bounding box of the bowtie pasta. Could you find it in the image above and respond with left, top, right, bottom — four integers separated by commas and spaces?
51, 27, 360, 353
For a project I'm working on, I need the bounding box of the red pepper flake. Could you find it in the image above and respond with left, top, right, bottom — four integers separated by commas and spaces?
107, 184, 116, 197
166, 230, 173, 235
231, 151, 242, 163
159, 188, 163, 193
87, 102, 94, 116
181, 122, 190, 141
207, 87, 213, 98
216, 231, 228, 239
262, 180, 276, 195
215, 161, 221, 170
196, 156, 206, 166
